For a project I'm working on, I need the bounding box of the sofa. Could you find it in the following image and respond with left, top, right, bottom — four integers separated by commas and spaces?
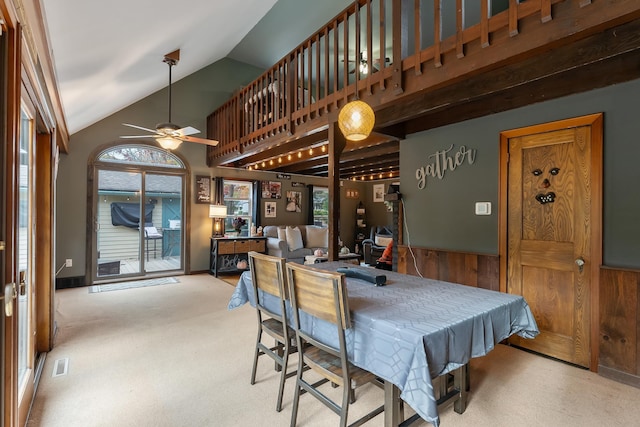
263, 225, 329, 264
362, 225, 393, 265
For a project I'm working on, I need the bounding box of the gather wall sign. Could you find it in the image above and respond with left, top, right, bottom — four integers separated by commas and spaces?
415, 144, 477, 189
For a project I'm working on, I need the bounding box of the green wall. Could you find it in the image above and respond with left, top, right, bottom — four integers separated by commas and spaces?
400, 78, 640, 269
58, 55, 640, 280
56, 58, 263, 279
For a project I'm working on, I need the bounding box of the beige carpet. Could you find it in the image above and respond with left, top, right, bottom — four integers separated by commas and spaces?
27, 273, 640, 427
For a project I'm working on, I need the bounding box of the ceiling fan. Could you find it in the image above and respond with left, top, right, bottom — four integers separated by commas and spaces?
120, 49, 219, 150
345, 52, 391, 75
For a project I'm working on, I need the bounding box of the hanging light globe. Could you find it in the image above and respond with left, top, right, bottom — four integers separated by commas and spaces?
338, 100, 375, 141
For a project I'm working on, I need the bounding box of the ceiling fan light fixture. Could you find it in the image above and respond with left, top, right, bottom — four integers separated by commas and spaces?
338, 99, 375, 141
157, 136, 182, 150
359, 61, 368, 75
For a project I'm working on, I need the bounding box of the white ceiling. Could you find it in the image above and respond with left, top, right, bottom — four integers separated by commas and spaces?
41, 0, 278, 135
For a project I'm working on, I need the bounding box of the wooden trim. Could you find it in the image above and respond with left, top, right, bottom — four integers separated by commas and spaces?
35, 132, 54, 352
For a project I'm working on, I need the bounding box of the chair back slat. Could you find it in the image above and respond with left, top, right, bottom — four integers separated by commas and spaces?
286, 263, 350, 330
248, 252, 287, 318
250, 251, 288, 300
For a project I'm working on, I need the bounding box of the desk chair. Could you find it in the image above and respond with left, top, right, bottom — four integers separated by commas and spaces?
286, 263, 384, 427
248, 251, 297, 412
144, 226, 163, 261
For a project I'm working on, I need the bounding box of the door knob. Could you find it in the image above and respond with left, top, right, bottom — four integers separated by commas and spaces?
575, 257, 585, 273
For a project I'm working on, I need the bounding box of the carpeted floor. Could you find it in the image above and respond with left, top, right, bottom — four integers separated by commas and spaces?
27, 273, 640, 427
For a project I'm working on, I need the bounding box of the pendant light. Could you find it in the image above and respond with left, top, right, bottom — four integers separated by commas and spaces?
338, 60, 375, 141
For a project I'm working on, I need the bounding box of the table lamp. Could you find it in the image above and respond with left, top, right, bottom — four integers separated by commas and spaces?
209, 204, 228, 237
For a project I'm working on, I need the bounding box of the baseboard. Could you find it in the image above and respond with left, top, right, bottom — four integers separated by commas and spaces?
55, 276, 86, 289
598, 365, 640, 389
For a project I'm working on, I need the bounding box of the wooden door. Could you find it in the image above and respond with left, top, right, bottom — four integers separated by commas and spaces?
501, 114, 602, 369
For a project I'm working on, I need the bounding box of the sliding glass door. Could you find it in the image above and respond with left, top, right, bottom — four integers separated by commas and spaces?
96, 170, 143, 278
92, 145, 186, 282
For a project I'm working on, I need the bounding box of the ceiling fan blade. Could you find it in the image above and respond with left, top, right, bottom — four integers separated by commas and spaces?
122, 123, 158, 134
120, 135, 157, 139
173, 126, 200, 136
179, 135, 219, 146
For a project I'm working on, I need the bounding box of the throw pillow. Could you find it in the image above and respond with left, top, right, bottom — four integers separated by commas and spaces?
375, 235, 393, 247
305, 226, 328, 248
285, 226, 304, 251
277, 227, 286, 241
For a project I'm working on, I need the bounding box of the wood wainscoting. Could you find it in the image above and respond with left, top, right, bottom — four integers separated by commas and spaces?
599, 266, 640, 388
398, 248, 640, 388
397, 246, 499, 291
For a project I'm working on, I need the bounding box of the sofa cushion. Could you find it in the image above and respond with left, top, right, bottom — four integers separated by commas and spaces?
277, 227, 286, 241
263, 225, 280, 238
286, 226, 304, 251
305, 226, 328, 249
375, 235, 393, 247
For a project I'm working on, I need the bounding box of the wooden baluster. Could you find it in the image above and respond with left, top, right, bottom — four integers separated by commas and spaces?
414, 0, 422, 75
391, 0, 405, 94
541, 0, 552, 23
509, 0, 518, 37
343, 11, 350, 104
333, 20, 340, 111
355, 0, 361, 99
378, 0, 386, 91
481, 0, 490, 47
456, 0, 464, 58
315, 34, 320, 116
366, 0, 373, 95
324, 26, 330, 114
434, 0, 442, 67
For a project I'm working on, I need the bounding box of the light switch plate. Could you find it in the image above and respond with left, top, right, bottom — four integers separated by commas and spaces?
475, 202, 491, 215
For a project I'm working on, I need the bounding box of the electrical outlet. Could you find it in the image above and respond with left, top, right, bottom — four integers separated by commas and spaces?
65, 259, 72, 267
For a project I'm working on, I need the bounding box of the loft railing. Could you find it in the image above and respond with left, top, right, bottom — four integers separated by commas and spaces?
207, 0, 606, 165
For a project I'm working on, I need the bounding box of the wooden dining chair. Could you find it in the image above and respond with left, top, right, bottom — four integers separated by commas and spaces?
285, 262, 384, 427
247, 251, 297, 412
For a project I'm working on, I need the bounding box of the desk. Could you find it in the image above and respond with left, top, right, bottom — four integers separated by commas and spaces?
228, 262, 538, 426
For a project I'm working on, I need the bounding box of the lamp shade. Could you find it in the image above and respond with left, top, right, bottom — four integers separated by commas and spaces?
209, 204, 228, 218
157, 136, 182, 150
338, 100, 375, 141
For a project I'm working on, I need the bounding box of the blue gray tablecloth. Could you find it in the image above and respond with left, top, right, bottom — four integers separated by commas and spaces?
228, 262, 538, 425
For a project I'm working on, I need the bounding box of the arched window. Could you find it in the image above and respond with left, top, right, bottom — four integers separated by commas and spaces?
97, 144, 184, 168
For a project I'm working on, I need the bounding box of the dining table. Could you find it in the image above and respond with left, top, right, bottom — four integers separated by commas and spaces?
227, 262, 539, 426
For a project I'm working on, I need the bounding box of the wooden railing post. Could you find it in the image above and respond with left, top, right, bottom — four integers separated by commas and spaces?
328, 123, 346, 261
391, 0, 407, 94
